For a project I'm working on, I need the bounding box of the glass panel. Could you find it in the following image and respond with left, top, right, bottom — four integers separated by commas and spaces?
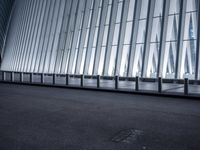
108, 46, 117, 76
140, 0, 149, 19
181, 10, 197, 79
98, 47, 106, 75
124, 22, 132, 44
151, 17, 162, 42
84, 28, 90, 47
154, 0, 163, 17
132, 44, 144, 76
96, 7, 102, 27
180, 41, 196, 79
183, 13, 197, 40
120, 45, 130, 76
169, 0, 180, 15
106, 5, 112, 24
72, 48, 78, 74
102, 25, 109, 46
93, 27, 99, 47
163, 42, 177, 78
80, 48, 87, 74
127, 0, 135, 21
147, 43, 159, 78
136, 20, 147, 43
166, 15, 179, 41
112, 24, 120, 45
116, 2, 123, 23
88, 48, 96, 75
186, 0, 197, 12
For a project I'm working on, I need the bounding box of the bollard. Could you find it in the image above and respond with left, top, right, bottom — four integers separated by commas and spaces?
97, 75, 100, 88
184, 78, 189, 95
115, 76, 119, 89
41, 73, 44, 84
30, 73, 33, 83
66, 74, 69, 85
1, 71, 3, 81
135, 76, 139, 91
53, 74, 56, 85
81, 75, 84, 87
20, 72, 23, 82
158, 77, 162, 93
2, 71, 6, 81
11, 72, 14, 82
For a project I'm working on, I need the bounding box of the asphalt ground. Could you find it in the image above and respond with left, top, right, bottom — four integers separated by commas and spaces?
0, 83, 200, 150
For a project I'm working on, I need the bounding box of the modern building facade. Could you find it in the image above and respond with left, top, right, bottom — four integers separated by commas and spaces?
0, 0, 14, 63
1, 0, 200, 80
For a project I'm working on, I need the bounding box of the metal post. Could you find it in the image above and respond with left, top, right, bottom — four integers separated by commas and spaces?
20, 72, 23, 82
158, 77, 162, 93
53, 74, 56, 85
66, 74, 69, 85
0, 71, 2, 81
81, 74, 84, 87
41, 73, 44, 84
97, 75, 100, 88
2, 71, 6, 81
30, 73, 33, 83
135, 76, 139, 91
184, 78, 189, 95
11, 72, 14, 82
115, 76, 119, 89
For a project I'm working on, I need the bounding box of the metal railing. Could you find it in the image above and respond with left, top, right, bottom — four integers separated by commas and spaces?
0, 70, 196, 96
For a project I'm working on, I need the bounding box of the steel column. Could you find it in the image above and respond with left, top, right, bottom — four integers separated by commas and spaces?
60, 0, 79, 74
127, 0, 142, 77
141, 0, 156, 78
115, 0, 130, 75
157, 0, 170, 78
175, 0, 187, 79
83, 0, 101, 75
93, 0, 109, 75
103, 0, 118, 76
67, 0, 85, 74
75, 0, 95, 74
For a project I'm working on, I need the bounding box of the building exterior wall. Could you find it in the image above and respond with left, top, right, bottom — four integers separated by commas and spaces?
0, 0, 14, 63
1, 0, 200, 79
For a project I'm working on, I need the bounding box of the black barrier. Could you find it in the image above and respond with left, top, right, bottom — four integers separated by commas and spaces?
30, 73, 33, 83
115, 76, 119, 89
81, 75, 84, 87
66, 74, 69, 85
20, 72, 23, 82
53, 74, 56, 85
11, 72, 14, 82
41, 73, 44, 84
158, 77, 162, 93
135, 76, 139, 91
184, 78, 189, 95
97, 75, 100, 88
